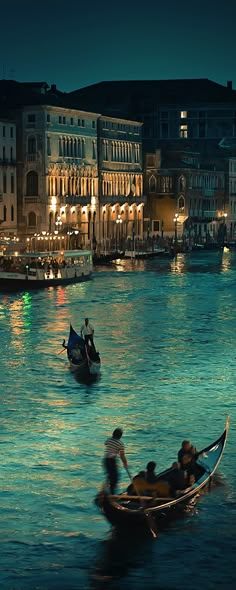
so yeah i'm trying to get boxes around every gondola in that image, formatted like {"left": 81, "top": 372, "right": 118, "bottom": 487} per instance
{"left": 63, "top": 324, "right": 101, "bottom": 378}
{"left": 98, "top": 417, "right": 229, "bottom": 533}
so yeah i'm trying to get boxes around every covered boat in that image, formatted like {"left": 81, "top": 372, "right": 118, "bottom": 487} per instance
{"left": 63, "top": 324, "right": 101, "bottom": 378}
{"left": 0, "top": 250, "right": 93, "bottom": 290}
{"left": 99, "top": 417, "right": 229, "bottom": 533}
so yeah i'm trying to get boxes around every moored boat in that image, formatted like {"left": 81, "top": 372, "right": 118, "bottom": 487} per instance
{"left": 63, "top": 324, "right": 101, "bottom": 378}
{"left": 0, "top": 249, "right": 93, "bottom": 290}
{"left": 98, "top": 417, "right": 229, "bottom": 533}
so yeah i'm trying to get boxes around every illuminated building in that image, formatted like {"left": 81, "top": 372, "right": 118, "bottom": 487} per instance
{"left": 0, "top": 119, "right": 17, "bottom": 235}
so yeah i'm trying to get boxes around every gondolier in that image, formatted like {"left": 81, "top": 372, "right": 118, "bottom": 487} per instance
{"left": 81, "top": 318, "right": 95, "bottom": 348}
{"left": 104, "top": 428, "right": 128, "bottom": 494}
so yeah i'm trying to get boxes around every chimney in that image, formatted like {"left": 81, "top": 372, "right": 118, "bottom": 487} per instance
{"left": 51, "top": 84, "right": 57, "bottom": 92}
{"left": 227, "top": 81, "right": 232, "bottom": 90}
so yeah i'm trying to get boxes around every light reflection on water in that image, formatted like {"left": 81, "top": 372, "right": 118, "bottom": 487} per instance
{"left": 0, "top": 251, "right": 236, "bottom": 589}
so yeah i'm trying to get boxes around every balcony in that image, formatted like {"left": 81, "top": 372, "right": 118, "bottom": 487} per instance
{"left": 100, "top": 194, "right": 146, "bottom": 206}
{"left": 26, "top": 152, "right": 40, "bottom": 161}
{"left": 24, "top": 196, "right": 40, "bottom": 204}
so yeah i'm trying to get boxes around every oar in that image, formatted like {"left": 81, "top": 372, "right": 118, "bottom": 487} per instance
{"left": 57, "top": 339, "right": 67, "bottom": 355}
{"left": 126, "top": 467, "right": 157, "bottom": 538}
{"left": 57, "top": 348, "right": 66, "bottom": 355}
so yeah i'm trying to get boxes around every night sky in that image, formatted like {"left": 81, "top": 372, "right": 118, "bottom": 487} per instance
{"left": 1, "top": 0, "right": 236, "bottom": 92}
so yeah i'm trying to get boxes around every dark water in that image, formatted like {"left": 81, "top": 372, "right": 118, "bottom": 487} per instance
{"left": 0, "top": 251, "right": 236, "bottom": 590}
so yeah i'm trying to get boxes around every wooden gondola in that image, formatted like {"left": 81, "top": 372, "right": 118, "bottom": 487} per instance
{"left": 63, "top": 324, "right": 101, "bottom": 378}
{"left": 99, "top": 417, "right": 229, "bottom": 533}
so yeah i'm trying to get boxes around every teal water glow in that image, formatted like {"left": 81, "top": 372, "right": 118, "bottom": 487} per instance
{"left": 0, "top": 251, "right": 236, "bottom": 589}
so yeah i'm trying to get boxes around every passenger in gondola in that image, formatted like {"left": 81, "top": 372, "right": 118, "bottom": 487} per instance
{"left": 167, "top": 461, "right": 187, "bottom": 496}
{"left": 69, "top": 342, "right": 83, "bottom": 362}
{"left": 178, "top": 440, "right": 199, "bottom": 465}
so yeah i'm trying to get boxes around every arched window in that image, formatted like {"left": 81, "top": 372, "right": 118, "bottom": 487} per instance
{"left": 11, "top": 205, "right": 14, "bottom": 221}
{"left": 149, "top": 176, "right": 156, "bottom": 192}
{"left": 49, "top": 211, "right": 53, "bottom": 232}
{"left": 3, "top": 205, "right": 7, "bottom": 221}
{"left": 28, "top": 211, "right": 36, "bottom": 227}
{"left": 26, "top": 171, "right": 38, "bottom": 196}
{"left": 88, "top": 210, "right": 91, "bottom": 240}
{"left": 28, "top": 136, "right": 36, "bottom": 154}
{"left": 178, "top": 195, "right": 185, "bottom": 211}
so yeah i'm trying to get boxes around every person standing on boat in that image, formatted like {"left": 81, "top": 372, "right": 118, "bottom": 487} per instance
{"left": 81, "top": 318, "right": 95, "bottom": 348}
{"left": 104, "top": 428, "right": 128, "bottom": 495}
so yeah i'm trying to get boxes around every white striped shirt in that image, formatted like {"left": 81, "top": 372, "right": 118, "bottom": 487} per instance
{"left": 104, "top": 437, "right": 124, "bottom": 458}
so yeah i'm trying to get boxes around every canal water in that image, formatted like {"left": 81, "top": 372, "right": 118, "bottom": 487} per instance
{"left": 0, "top": 251, "right": 236, "bottom": 590}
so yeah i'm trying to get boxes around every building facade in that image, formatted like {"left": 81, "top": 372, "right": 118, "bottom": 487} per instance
{"left": 16, "top": 104, "right": 100, "bottom": 247}
{"left": 145, "top": 150, "right": 226, "bottom": 243}
{"left": 0, "top": 119, "right": 17, "bottom": 235}
{"left": 98, "top": 116, "right": 143, "bottom": 247}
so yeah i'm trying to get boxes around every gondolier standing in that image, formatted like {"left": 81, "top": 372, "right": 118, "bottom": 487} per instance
{"left": 104, "top": 428, "right": 128, "bottom": 494}
{"left": 81, "top": 318, "right": 95, "bottom": 348}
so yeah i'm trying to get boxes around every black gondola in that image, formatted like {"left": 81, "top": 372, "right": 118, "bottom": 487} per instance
{"left": 98, "top": 417, "right": 229, "bottom": 533}
{"left": 63, "top": 324, "right": 101, "bottom": 378}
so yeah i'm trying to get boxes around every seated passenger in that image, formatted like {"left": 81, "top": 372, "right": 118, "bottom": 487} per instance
{"left": 145, "top": 461, "right": 158, "bottom": 483}
{"left": 69, "top": 343, "right": 83, "bottom": 362}
{"left": 128, "top": 461, "right": 170, "bottom": 497}
{"left": 167, "top": 461, "right": 187, "bottom": 496}
{"left": 178, "top": 440, "right": 196, "bottom": 463}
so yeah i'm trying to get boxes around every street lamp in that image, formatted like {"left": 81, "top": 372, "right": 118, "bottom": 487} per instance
{"left": 116, "top": 214, "right": 123, "bottom": 251}
{"left": 223, "top": 212, "right": 228, "bottom": 245}
{"left": 173, "top": 213, "right": 179, "bottom": 252}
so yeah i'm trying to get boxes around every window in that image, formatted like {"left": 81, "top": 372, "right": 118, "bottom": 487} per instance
{"left": 92, "top": 121, "right": 96, "bottom": 128}
{"left": 26, "top": 171, "right": 38, "bottom": 196}
{"left": 161, "top": 111, "right": 168, "bottom": 119}
{"left": 78, "top": 118, "right": 81, "bottom": 126}
{"left": 11, "top": 205, "right": 14, "bottom": 221}
{"left": 63, "top": 116, "right": 66, "bottom": 124}
{"left": 199, "top": 111, "right": 206, "bottom": 118}
{"left": 47, "top": 114, "right": 50, "bottom": 123}
{"left": 10, "top": 147, "right": 13, "bottom": 161}
{"left": 178, "top": 196, "right": 185, "bottom": 211}
{"left": 92, "top": 140, "right": 96, "bottom": 160}
{"left": 28, "top": 211, "right": 36, "bottom": 227}
{"left": 28, "top": 114, "right": 35, "bottom": 123}
{"left": 70, "top": 117, "right": 74, "bottom": 125}
{"left": 82, "top": 119, "right": 85, "bottom": 127}
{"left": 152, "top": 220, "right": 160, "bottom": 232}
{"left": 180, "top": 125, "right": 188, "bottom": 138}
{"left": 11, "top": 174, "right": 15, "bottom": 193}
{"left": 2, "top": 126, "right": 5, "bottom": 137}
{"left": 3, "top": 146, "right": 6, "bottom": 160}
{"left": 161, "top": 123, "right": 169, "bottom": 138}
{"left": 3, "top": 205, "right": 7, "bottom": 221}
{"left": 47, "top": 136, "right": 51, "bottom": 155}
{"left": 3, "top": 173, "right": 7, "bottom": 193}
{"left": 59, "top": 116, "right": 62, "bottom": 124}
{"left": 199, "top": 122, "right": 206, "bottom": 138}
{"left": 28, "top": 136, "right": 36, "bottom": 154}
{"left": 10, "top": 127, "right": 14, "bottom": 138}
{"left": 180, "top": 111, "right": 187, "bottom": 118}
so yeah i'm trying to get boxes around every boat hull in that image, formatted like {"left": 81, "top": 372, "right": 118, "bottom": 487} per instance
{"left": 0, "top": 273, "right": 92, "bottom": 291}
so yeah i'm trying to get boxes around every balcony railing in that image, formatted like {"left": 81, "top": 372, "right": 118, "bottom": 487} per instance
{"left": 100, "top": 194, "right": 146, "bottom": 205}
{"left": 26, "top": 152, "right": 39, "bottom": 161}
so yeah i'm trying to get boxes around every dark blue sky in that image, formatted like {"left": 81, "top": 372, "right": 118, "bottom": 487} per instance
{"left": 1, "top": 0, "right": 236, "bottom": 92}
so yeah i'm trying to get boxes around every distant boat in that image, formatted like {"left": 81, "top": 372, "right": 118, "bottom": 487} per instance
{"left": 98, "top": 417, "right": 229, "bottom": 534}
{"left": 63, "top": 324, "right": 101, "bottom": 378}
{"left": 0, "top": 250, "right": 93, "bottom": 291}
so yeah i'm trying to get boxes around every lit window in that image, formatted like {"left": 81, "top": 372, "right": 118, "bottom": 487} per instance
{"left": 180, "top": 111, "right": 187, "bottom": 118}
{"left": 180, "top": 125, "right": 188, "bottom": 138}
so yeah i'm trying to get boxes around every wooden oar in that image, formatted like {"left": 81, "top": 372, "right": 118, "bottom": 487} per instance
{"left": 57, "top": 348, "right": 66, "bottom": 355}
{"left": 126, "top": 468, "right": 158, "bottom": 538}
